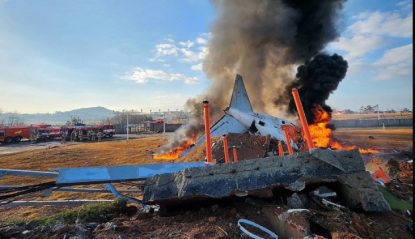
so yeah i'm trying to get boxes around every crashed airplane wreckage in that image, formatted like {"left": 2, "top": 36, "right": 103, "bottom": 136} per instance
{"left": 0, "top": 75, "right": 390, "bottom": 212}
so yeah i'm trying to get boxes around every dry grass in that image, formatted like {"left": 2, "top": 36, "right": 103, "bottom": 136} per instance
{"left": 0, "top": 136, "right": 165, "bottom": 171}
{"left": 0, "top": 127, "right": 412, "bottom": 222}
{"left": 333, "top": 127, "right": 413, "bottom": 151}
{"left": 332, "top": 112, "right": 412, "bottom": 120}
{"left": 0, "top": 136, "right": 170, "bottom": 221}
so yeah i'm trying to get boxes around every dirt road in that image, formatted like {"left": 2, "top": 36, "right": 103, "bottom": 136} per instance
{"left": 0, "top": 133, "right": 167, "bottom": 155}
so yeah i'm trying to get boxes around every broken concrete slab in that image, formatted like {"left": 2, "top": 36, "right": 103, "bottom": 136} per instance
{"left": 337, "top": 171, "right": 391, "bottom": 212}
{"left": 287, "top": 193, "right": 304, "bottom": 209}
{"left": 143, "top": 149, "right": 390, "bottom": 212}
{"left": 144, "top": 150, "right": 345, "bottom": 204}
{"left": 285, "top": 179, "right": 306, "bottom": 192}
{"left": 310, "top": 149, "right": 365, "bottom": 172}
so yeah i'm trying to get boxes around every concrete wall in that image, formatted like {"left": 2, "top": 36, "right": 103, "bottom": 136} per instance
{"left": 115, "top": 123, "right": 182, "bottom": 133}
{"left": 332, "top": 118, "right": 413, "bottom": 128}
{"left": 150, "top": 123, "right": 182, "bottom": 133}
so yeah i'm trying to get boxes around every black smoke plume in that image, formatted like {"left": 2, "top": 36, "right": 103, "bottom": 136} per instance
{"left": 201, "top": 0, "right": 347, "bottom": 119}
{"left": 286, "top": 53, "right": 348, "bottom": 123}
{"left": 158, "top": 0, "right": 347, "bottom": 153}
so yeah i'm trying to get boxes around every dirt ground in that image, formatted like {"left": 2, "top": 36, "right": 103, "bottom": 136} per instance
{"left": 0, "top": 127, "right": 413, "bottom": 238}
{"left": 333, "top": 127, "right": 413, "bottom": 151}
{"left": 332, "top": 112, "right": 412, "bottom": 120}
{"left": 0, "top": 135, "right": 172, "bottom": 172}
{"left": 0, "top": 133, "right": 157, "bottom": 156}
{"left": 0, "top": 135, "right": 172, "bottom": 221}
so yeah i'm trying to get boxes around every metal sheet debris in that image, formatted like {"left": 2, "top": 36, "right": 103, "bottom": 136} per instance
{"left": 56, "top": 162, "right": 206, "bottom": 185}
{"left": 0, "top": 169, "right": 58, "bottom": 178}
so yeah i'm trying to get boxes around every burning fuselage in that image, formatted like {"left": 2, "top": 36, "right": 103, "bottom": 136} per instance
{"left": 153, "top": 75, "right": 300, "bottom": 160}
{"left": 154, "top": 73, "right": 379, "bottom": 161}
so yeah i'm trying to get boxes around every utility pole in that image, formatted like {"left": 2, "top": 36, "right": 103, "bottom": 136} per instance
{"left": 376, "top": 105, "right": 380, "bottom": 127}
{"left": 126, "top": 113, "right": 129, "bottom": 141}
{"left": 163, "top": 113, "right": 166, "bottom": 134}
{"left": 377, "top": 105, "right": 380, "bottom": 121}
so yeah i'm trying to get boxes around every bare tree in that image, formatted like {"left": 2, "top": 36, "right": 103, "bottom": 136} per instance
{"left": 109, "top": 111, "right": 152, "bottom": 133}
{"left": 66, "top": 116, "right": 84, "bottom": 126}
{"left": 7, "top": 115, "right": 25, "bottom": 126}
{"left": 0, "top": 108, "right": 4, "bottom": 126}
{"left": 343, "top": 109, "right": 355, "bottom": 114}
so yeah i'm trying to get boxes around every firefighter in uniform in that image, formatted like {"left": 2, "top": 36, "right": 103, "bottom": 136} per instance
{"left": 71, "top": 130, "right": 76, "bottom": 142}
{"left": 87, "top": 130, "right": 92, "bottom": 141}
{"left": 92, "top": 130, "right": 97, "bottom": 141}
{"left": 97, "top": 130, "right": 103, "bottom": 141}
{"left": 61, "top": 129, "right": 67, "bottom": 144}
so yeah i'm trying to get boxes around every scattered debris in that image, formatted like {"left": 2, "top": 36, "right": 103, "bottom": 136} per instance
{"left": 285, "top": 180, "right": 306, "bottom": 192}
{"left": 321, "top": 199, "right": 345, "bottom": 211}
{"left": 0, "top": 127, "right": 412, "bottom": 238}
{"left": 237, "top": 219, "right": 278, "bottom": 239}
{"left": 312, "top": 186, "right": 337, "bottom": 198}
{"left": 336, "top": 171, "right": 391, "bottom": 212}
{"left": 286, "top": 209, "right": 309, "bottom": 213}
{"left": 263, "top": 206, "right": 311, "bottom": 239}
{"left": 331, "top": 231, "right": 362, "bottom": 239}
{"left": 287, "top": 193, "right": 305, "bottom": 209}
{"left": 212, "top": 133, "right": 271, "bottom": 163}
{"left": 372, "top": 167, "right": 391, "bottom": 184}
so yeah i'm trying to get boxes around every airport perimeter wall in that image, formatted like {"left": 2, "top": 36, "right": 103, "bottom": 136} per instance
{"left": 332, "top": 118, "right": 413, "bottom": 128}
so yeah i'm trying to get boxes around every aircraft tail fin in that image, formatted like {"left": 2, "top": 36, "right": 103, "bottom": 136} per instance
{"left": 229, "top": 74, "right": 253, "bottom": 112}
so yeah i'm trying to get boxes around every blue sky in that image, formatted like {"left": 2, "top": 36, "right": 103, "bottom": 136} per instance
{"left": 0, "top": 0, "right": 412, "bottom": 113}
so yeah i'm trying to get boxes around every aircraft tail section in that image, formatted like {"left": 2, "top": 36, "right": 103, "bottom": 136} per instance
{"left": 229, "top": 74, "right": 253, "bottom": 113}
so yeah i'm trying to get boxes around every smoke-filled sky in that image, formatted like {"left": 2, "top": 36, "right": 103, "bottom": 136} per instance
{"left": 0, "top": 0, "right": 412, "bottom": 114}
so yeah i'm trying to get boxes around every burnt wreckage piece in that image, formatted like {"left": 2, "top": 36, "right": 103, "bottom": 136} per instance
{"left": 143, "top": 149, "right": 390, "bottom": 212}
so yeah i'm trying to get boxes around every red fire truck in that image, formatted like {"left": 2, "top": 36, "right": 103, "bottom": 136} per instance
{"left": 1, "top": 124, "right": 115, "bottom": 144}
{"left": 0, "top": 126, "right": 31, "bottom": 144}
{"left": 48, "top": 127, "right": 62, "bottom": 139}
{"left": 30, "top": 124, "right": 63, "bottom": 142}
{"left": 61, "top": 124, "right": 115, "bottom": 141}
{"left": 97, "top": 124, "right": 115, "bottom": 137}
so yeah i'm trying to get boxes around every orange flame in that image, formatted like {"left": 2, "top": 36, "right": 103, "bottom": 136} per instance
{"left": 153, "top": 137, "right": 196, "bottom": 160}
{"left": 308, "top": 105, "right": 379, "bottom": 154}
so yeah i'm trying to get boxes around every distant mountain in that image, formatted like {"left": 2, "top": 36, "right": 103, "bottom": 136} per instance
{"left": 0, "top": 107, "right": 116, "bottom": 125}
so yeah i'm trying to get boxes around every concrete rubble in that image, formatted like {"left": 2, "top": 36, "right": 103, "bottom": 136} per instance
{"left": 143, "top": 149, "right": 391, "bottom": 212}
{"left": 287, "top": 193, "right": 305, "bottom": 209}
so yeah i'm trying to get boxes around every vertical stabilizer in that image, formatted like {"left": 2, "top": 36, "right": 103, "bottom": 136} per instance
{"left": 229, "top": 74, "right": 253, "bottom": 112}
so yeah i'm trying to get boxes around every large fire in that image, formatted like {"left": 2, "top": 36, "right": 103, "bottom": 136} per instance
{"left": 153, "top": 137, "right": 196, "bottom": 160}
{"left": 308, "top": 105, "right": 379, "bottom": 154}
